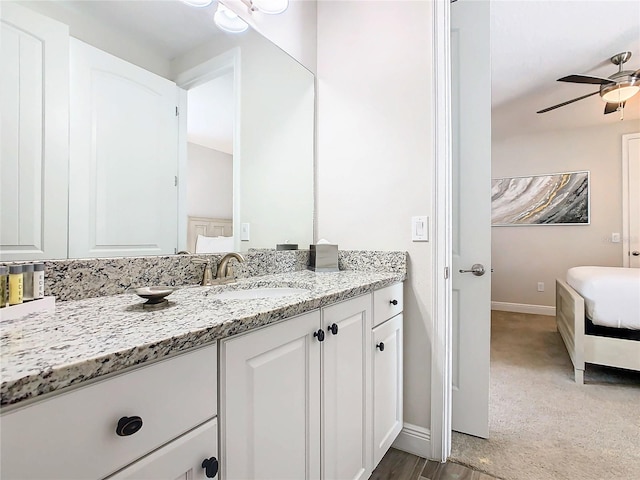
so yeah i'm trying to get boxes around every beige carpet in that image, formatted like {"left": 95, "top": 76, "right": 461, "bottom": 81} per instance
{"left": 451, "top": 311, "right": 640, "bottom": 480}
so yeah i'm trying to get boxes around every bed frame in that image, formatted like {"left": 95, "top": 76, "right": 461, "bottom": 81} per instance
{"left": 555, "top": 279, "right": 640, "bottom": 384}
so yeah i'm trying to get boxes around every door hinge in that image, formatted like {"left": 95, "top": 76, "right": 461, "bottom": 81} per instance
{"left": 174, "top": 176, "right": 178, "bottom": 186}
{"left": 444, "top": 267, "right": 450, "bottom": 279}
{"left": 175, "top": 106, "right": 179, "bottom": 116}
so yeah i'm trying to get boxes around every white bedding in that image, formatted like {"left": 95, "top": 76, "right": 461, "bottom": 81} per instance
{"left": 566, "top": 266, "right": 640, "bottom": 330}
{"left": 195, "top": 234, "right": 234, "bottom": 254}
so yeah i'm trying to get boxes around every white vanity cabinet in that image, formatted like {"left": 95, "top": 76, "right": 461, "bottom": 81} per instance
{"left": 321, "top": 294, "right": 372, "bottom": 480}
{"left": 372, "top": 283, "right": 404, "bottom": 468}
{"left": 0, "top": 345, "right": 219, "bottom": 480}
{"left": 220, "top": 294, "right": 373, "bottom": 480}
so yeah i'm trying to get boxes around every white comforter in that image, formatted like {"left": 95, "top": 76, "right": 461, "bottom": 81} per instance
{"left": 566, "top": 266, "right": 640, "bottom": 330}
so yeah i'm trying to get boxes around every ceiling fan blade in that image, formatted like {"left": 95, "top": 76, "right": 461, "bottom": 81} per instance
{"left": 557, "top": 74, "right": 615, "bottom": 85}
{"left": 536, "top": 91, "right": 600, "bottom": 114}
{"left": 604, "top": 101, "right": 625, "bottom": 114}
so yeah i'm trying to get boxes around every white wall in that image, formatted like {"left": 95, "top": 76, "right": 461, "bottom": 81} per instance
{"left": 492, "top": 120, "right": 640, "bottom": 307}
{"left": 317, "top": 0, "right": 434, "bottom": 440}
{"left": 187, "top": 142, "right": 233, "bottom": 219}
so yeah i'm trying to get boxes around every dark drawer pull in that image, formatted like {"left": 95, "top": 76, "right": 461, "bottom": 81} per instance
{"left": 116, "top": 416, "right": 143, "bottom": 436}
{"left": 376, "top": 342, "right": 385, "bottom": 352}
{"left": 328, "top": 323, "right": 339, "bottom": 335}
{"left": 313, "top": 329, "right": 325, "bottom": 342}
{"left": 202, "top": 457, "right": 219, "bottom": 478}
{"left": 389, "top": 299, "right": 398, "bottom": 306}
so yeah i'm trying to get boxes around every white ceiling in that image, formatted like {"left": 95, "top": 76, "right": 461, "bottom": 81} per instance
{"left": 187, "top": 73, "right": 235, "bottom": 154}
{"left": 56, "top": 0, "right": 224, "bottom": 60}
{"left": 490, "top": 0, "right": 640, "bottom": 139}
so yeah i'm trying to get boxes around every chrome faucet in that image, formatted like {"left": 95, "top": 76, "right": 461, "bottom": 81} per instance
{"left": 216, "top": 252, "right": 245, "bottom": 280}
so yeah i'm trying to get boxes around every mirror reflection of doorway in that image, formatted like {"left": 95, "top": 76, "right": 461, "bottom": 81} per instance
{"left": 185, "top": 72, "right": 235, "bottom": 253}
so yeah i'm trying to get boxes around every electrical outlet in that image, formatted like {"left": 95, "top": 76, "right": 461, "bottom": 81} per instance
{"left": 537, "top": 282, "right": 545, "bottom": 292}
{"left": 612, "top": 233, "right": 621, "bottom": 243}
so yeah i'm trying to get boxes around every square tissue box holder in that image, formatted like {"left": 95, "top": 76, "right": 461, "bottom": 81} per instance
{"left": 308, "top": 241, "right": 339, "bottom": 272}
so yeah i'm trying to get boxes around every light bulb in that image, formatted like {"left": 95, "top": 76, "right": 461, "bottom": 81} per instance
{"left": 214, "top": 4, "right": 249, "bottom": 33}
{"left": 252, "top": 0, "right": 289, "bottom": 15}
{"left": 181, "top": 0, "right": 213, "bottom": 6}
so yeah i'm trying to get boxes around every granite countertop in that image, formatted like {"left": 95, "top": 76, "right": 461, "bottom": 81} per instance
{"left": 0, "top": 270, "right": 404, "bottom": 408}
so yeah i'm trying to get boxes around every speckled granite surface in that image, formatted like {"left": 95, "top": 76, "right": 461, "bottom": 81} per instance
{"left": 39, "top": 249, "right": 405, "bottom": 302}
{"left": 1, "top": 269, "right": 405, "bottom": 407}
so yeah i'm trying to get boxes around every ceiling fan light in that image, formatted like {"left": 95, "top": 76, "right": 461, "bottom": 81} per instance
{"left": 251, "top": 0, "right": 289, "bottom": 15}
{"left": 214, "top": 4, "right": 249, "bottom": 33}
{"left": 601, "top": 81, "right": 640, "bottom": 103}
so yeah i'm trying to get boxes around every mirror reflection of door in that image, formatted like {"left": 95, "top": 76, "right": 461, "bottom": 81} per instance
{"left": 186, "top": 73, "right": 235, "bottom": 254}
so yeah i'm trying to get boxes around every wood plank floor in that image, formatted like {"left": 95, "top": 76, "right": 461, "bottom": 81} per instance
{"left": 370, "top": 448, "right": 502, "bottom": 480}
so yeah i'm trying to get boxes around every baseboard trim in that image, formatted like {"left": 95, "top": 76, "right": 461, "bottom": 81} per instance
{"left": 392, "top": 423, "right": 431, "bottom": 458}
{"left": 492, "top": 301, "right": 555, "bottom": 316}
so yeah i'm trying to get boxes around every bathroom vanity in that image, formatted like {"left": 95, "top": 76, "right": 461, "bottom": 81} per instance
{"left": 0, "top": 270, "right": 404, "bottom": 480}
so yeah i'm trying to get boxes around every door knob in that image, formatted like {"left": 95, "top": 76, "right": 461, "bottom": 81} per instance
{"left": 459, "top": 264, "right": 486, "bottom": 276}
{"left": 632, "top": 251, "right": 640, "bottom": 256}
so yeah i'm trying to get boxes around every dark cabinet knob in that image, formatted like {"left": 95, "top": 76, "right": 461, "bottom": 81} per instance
{"left": 389, "top": 299, "right": 398, "bottom": 306}
{"left": 314, "top": 329, "right": 325, "bottom": 342}
{"left": 116, "top": 416, "right": 143, "bottom": 436}
{"left": 202, "top": 457, "right": 219, "bottom": 478}
{"left": 376, "top": 342, "right": 385, "bottom": 352}
{"left": 328, "top": 323, "right": 339, "bottom": 335}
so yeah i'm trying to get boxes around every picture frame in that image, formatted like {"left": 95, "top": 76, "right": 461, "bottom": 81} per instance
{"left": 491, "top": 171, "right": 590, "bottom": 226}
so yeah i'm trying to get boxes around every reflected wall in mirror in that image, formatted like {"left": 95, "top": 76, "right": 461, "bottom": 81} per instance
{"left": 0, "top": 0, "right": 314, "bottom": 261}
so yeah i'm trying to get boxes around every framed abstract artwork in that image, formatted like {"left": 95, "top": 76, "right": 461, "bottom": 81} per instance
{"left": 491, "top": 171, "right": 590, "bottom": 226}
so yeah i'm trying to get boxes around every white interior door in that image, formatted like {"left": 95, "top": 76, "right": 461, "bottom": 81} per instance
{"left": 451, "top": 0, "right": 492, "bottom": 439}
{"left": 68, "top": 38, "right": 178, "bottom": 258}
{"left": 622, "top": 133, "right": 640, "bottom": 268}
{"left": 0, "top": 3, "right": 69, "bottom": 261}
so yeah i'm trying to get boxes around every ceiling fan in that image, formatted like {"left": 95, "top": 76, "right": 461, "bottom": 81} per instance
{"left": 537, "top": 51, "right": 640, "bottom": 115}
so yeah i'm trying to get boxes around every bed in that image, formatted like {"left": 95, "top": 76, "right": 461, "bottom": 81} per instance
{"left": 187, "top": 216, "right": 233, "bottom": 253}
{"left": 555, "top": 266, "right": 640, "bottom": 384}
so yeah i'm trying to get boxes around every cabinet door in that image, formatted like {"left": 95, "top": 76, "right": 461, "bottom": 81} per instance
{"left": 0, "top": 3, "right": 69, "bottom": 261}
{"left": 106, "top": 418, "right": 218, "bottom": 480}
{"left": 220, "top": 311, "right": 321, "bottom": 480}
{"left": 322, "top": 294, "right": 372, "bottom": 480}
{"left": 372, "top": 314, "right": 403, "bottom": 468}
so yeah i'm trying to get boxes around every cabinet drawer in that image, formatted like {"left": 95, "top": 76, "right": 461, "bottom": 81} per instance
{"left": 106, "top": 418, "right": 218, "bottom": 480}
{"left": 373, "top": 283, "right": 403, "bottom": 327}
{"left": 1, "top": 344, "right": 217, "bottom": 480}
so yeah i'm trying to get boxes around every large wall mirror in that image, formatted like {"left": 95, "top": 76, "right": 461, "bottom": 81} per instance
{"left": 0, "top": 0, "right": 314, "bottom": 261}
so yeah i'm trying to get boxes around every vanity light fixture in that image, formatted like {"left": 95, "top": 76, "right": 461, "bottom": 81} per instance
{"left": 214, "top": 3, "right": 249, "bottom": 33}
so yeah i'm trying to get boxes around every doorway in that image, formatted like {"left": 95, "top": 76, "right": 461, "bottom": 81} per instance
{"left": 175, "top": 49, "right": 242, "bottom": 253}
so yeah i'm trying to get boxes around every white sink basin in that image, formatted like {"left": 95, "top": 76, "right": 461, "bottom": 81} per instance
{"left": 210, "top": 287, "right": 309, "bottom": 300}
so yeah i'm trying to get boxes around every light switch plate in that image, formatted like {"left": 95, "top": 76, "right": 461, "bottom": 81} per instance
{"left": 241, "top": 223, "right": 250, "bottom": 241}
{"left": 611, "top": 232, "right": 621, "bottom": 243}
{"left": 412, "top": 216, "right": 429, "bottom": 242}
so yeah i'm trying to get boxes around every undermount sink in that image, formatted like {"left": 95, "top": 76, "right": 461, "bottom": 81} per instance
{"left": 210, "top": 287, "right": 310, "bottom": 300}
